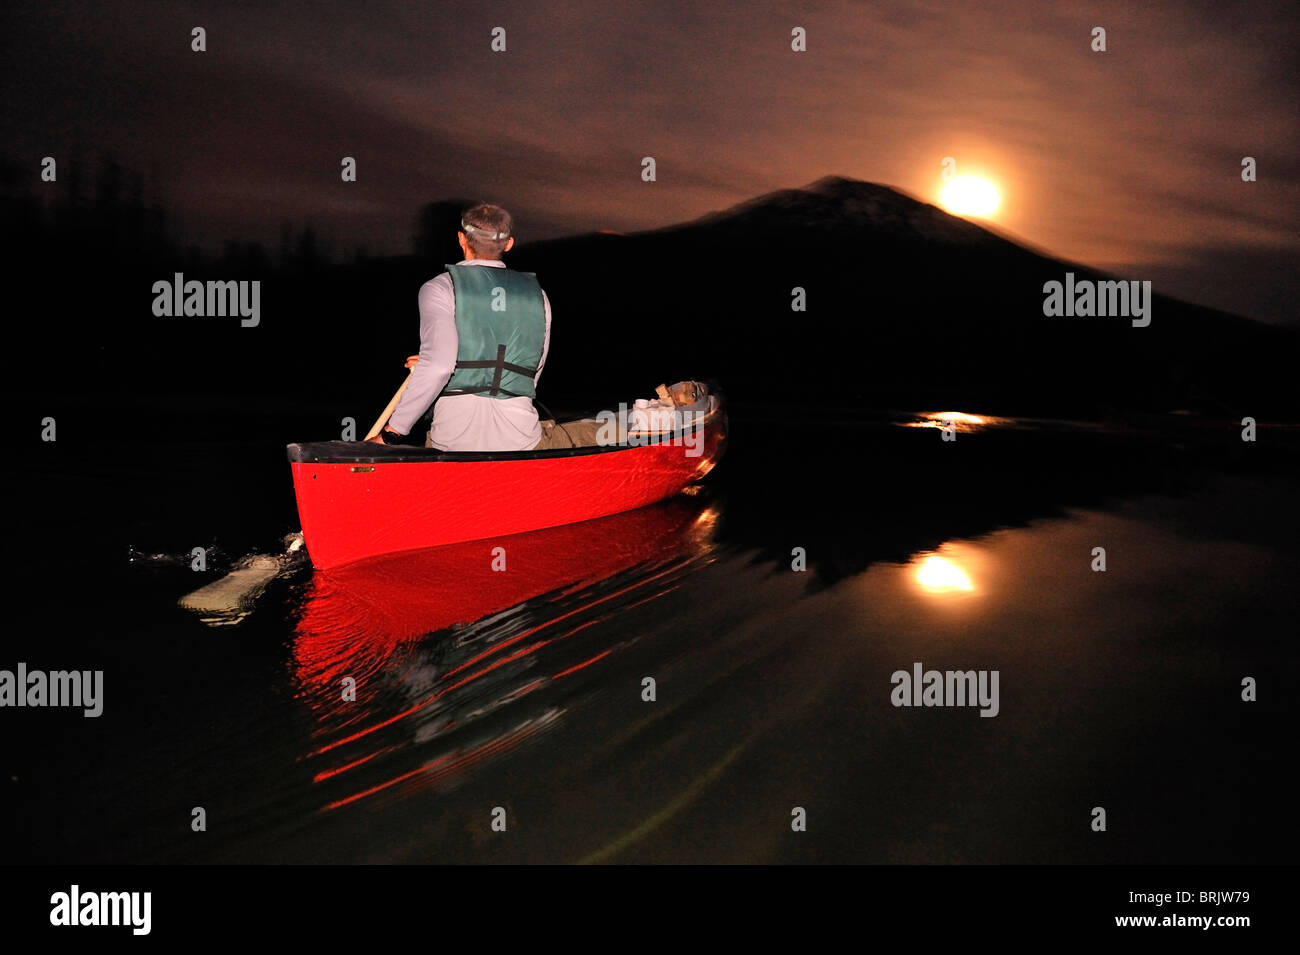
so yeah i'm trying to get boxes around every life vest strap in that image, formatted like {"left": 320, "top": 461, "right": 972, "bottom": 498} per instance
{"left": 442, "top": 385, "right": 528, "bottom": 398}
{"left": 445, "top": 344, "right": 537, "bottom": 397}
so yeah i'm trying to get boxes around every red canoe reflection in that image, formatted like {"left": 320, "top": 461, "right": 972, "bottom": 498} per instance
{"left": 291, "top": 493, "right": 719, "bottom": 810}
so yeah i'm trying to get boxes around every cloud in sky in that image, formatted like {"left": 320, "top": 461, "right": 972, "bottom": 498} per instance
{"left": 4, "top": 0, "right": 1296, "bottom": 322}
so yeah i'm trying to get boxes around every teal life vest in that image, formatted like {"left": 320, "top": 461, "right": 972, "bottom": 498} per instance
{"left": 442, "top": 264, "right": 547, "bottom": 399}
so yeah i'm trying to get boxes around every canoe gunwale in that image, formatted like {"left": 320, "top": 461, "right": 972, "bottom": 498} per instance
{"left": 287, "top": 393, "right": 724, "bottom": 466}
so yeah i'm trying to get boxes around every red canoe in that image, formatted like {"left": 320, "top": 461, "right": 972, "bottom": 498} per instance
{"left": 286, "top": 383, "right": 727, "bottom": 569}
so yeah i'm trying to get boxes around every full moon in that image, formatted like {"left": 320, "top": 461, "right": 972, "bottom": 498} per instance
{"left": 915, "top": 554, "right": 974, "bottom": 592}
{"left": 940, "top": 176, "right": 1000, "bottom": 217}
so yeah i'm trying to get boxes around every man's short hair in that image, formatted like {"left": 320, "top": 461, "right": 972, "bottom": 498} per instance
{"left": 461, "top": 203, "right": 513, "bottom": 258}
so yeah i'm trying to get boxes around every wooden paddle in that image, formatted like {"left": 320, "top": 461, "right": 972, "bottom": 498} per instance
{"left": 364, "top": 370, "right": 413, "bottom": 440}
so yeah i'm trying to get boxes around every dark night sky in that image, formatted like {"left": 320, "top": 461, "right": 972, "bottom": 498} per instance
{"left": 4, "top": 0, "right": 1297, "bottom": 323}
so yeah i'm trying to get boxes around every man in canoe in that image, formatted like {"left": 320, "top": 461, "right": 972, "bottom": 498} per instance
{"left": 368, "top": 202, "right": 593, "bottom": 451}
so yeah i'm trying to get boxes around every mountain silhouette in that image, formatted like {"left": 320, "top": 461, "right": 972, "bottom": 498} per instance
{"left": 8, "top": 169, "right": 1296, "bottom": 426}
{"left": 503, "top": 175, "right": 1297, "bottom": 417}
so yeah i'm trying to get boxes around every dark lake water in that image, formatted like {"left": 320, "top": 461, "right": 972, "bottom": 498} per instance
{"left": 6, "top": 405, "right": 1296, "bottom": 863}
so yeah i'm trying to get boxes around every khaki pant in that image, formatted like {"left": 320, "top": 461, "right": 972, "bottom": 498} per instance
{"left": 421, "top": 418, "right": 603, "bottom": 450}
{"left": 533, "top": 418, "right": 604, "bottom": 450}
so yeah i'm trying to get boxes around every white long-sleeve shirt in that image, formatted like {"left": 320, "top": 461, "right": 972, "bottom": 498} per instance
{"left": 387, "top": 259, "right": 552, "bottom": 450}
